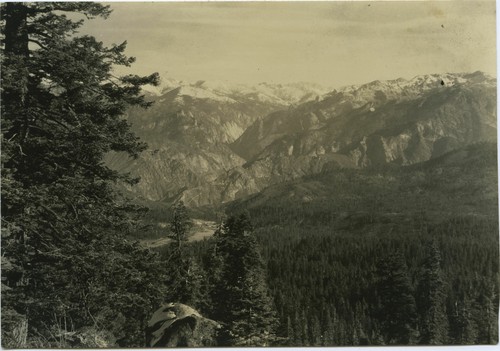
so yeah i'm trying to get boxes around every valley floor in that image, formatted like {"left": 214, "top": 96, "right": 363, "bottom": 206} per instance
{"left": 141, "top": 219, "right": 217, "bottom": 248}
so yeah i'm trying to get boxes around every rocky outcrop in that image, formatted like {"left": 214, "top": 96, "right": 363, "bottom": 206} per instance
{"left": 146, "top": 303, "right": 220, "bottom": 347}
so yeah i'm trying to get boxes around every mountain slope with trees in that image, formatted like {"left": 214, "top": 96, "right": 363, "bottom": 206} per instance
{"left": 228, "top": 142, "right": 498, "bottom": 224}
{"left": 217, "top": 142, "right": 498, "bottom": 346}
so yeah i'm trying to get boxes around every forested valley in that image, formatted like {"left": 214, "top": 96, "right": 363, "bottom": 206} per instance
{"left": 177, "top": 142, "right": 499, "bottom": 346}
{"left": 1, "top": 2, "right": 498, "bottom": 348}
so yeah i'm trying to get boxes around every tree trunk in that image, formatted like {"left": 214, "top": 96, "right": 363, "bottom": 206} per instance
{"left": 4, "top": 3, "right": 30, "bottom": 57}
{"left": 3, "top": 2, "right": 30, "bottom": 144}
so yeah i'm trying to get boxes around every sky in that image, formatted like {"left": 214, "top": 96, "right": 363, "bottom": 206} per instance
{"left": 79, "top": 1, "right": 497, "bottom": 88}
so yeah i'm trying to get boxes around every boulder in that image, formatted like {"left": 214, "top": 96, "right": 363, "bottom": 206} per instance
{"left": 146, "top": 303, "right": 220, "bottom": 347}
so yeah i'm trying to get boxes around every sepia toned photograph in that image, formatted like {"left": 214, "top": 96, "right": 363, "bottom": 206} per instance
{"left": 1, "top": 0, "right": 498, "bottom": 348}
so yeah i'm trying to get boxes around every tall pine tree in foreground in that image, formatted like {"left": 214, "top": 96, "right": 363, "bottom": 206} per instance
{"left": 208, "top": 214, "right": 278, "bottom": 346}
{"left": 1, "top": 2, "right": 163, "bottom": 347}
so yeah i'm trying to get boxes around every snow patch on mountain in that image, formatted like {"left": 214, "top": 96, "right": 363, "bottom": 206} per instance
{"left": 172, "top": 85, "right": 237, "bottom": 103}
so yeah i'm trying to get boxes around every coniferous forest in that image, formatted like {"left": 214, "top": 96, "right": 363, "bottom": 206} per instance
{"left": 1, "top": 2, "right": 498, "bottom": 348}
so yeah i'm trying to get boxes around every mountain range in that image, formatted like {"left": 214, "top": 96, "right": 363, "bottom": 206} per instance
{"left": 107, "top": 71, "right": 496, "bottom": 207}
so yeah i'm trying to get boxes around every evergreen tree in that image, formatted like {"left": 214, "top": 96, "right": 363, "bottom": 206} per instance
{"left": 286, "top": 315, "right": 294, "bottom": 345}
{"left": 168, "top": 201, "right": 193, "bottom": 252}
{"left": 292, "top": 309, "right": 303, "bottom": 346}
{"left": 164, "top": 201, "right": 201, "bottom": 305}
{"left": 300, "top": 309, "right": 310, "bottom": 345}
{"left": 448, "top": 294, "right": 479, "bottom": 344}
{"left": 208, "top": 213, "right": 278, "bottom": 346}
{"left": 321, "top": 308, "right": 335, "bottom": 346}
{"left": 1, "top": 2, "right": 163, "bottom": 347}
{"left": 416, "top": 241, "right": 448, "bottom": 344}
{"left": 308, "top": 314, "right": 322, "bottom": 345}
{"left": 475, "top": 279, "right": 498, "bottom": 344}
{"left": 374, "top": 251, "right": 417, "bottom": 345}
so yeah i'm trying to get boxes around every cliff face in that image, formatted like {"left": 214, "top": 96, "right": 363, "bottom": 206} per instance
{"left": 105, "top": 82, "right": 293, "bottom": 201}
{"left": 108, "top": 72, "right": 496, "bottom": 207}
{"left": 343, "top": 83, "right": 496, "bottom": 166}
{"left": 106, "top": 143, "right": 244, "bottom": 203}
{"left": 106, "top": 79, "right": 328, "bottom": 203}
{"left": 233, "top": 72, "right": 496, "bottom": 165}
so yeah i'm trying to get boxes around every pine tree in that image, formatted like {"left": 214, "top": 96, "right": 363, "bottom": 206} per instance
{"left": 475, "top": 279, "right": 498, "bottom": 344}
{"left": 164, "top": 201, "right": 200, "bottom": 305}
{"left": 308, "top": 314, "right": 322, "bottom": 345}
{"left": 416, "top": 241, "right": 448, "bottom": 344}
{"left": 1, "top": 2, "right": 163, "bottom": 347}
{"left": 292, "top": 309, "right": 303, "bottom": 346}
{"left": 321, "top": 308, "right": 335, "bottom": 346}
{"left": 286, "top": 315, "right": 294, "bottom": 345}
{"left": 374, "top": 251, "right": 417, "bottom": 345}
{"left": 168, "top": 201, "right": 193, "bottom": 252}
{"left": 448, "top": 294, "right": 479, "bottom": 344}
{"left": 300, "top": 309, "right": 310, "bottom": 345}
{"left": 208, "top": 213, "right": 278, "bottom": 346}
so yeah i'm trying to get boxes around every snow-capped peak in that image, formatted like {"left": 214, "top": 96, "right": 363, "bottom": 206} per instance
{"left": 142, "top": 76, "right": 333, "bottom": 106}
{"left": 329, "top": 71, "right": 495, "bottom": 104}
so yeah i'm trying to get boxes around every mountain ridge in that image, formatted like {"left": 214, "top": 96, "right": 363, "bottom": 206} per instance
{"left": 142, "top": 77, "right": 332, "bottom": 106}
{"left": 109, "top": 71, "right": 496, "bottom": 207}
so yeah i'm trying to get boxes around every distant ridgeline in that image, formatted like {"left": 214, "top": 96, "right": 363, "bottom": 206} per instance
{"left": 109, "top": 71, "right": 496, "bottom": 207}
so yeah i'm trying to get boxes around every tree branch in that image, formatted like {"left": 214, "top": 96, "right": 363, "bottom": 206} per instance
{"left": 28, "top": 38, "right": 48, "bottom": 50}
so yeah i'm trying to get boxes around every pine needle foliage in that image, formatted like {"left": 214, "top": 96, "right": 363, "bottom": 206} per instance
{"left": 208, "top": 214, "right": 278, "bottom": 346}
{"left": 1, "top": 2, "right": 164, "bottom": 347}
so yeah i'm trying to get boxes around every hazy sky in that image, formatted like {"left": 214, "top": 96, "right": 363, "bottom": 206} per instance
{"left": 80, "top": 1, "right": 496, "bottom": 88}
